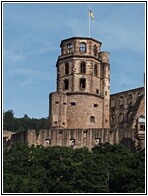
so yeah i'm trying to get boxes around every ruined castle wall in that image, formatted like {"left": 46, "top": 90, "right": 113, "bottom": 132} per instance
{"left": 4, "top": 128, "right": 137, "bottom": 152}
{"left": 110, "top": 87, "right": 145, "bottom": 129}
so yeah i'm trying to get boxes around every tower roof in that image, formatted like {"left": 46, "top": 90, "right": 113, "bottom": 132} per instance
{"left": 60, "top": 37, "right": 102, "bottom": 47}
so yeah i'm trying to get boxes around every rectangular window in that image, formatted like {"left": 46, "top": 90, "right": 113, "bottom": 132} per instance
{"left": 70, "top": 102, "right": 76, "bottom": 106}
{"left": 140, "top": 125, "right": 145, "bottom": 131}
{"left": 80, "top": 78, "right": 86, "bottom": 89}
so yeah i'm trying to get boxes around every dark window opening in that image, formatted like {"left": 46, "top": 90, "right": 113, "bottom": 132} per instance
{"left": 80, "top": 78, "right": 86, "bottom": 89}
{"left": 70, "top": 102, "right": 76, "bottom": 106}
{"left": 64, "top": 79, "right": 69, "bottom": 90}
{"left": 94, "top": 64, "right": 98, "bottom": 76}
{"left": 65, "top": 63, "right": 69, "bottom": 74}
{"left": 90, "top": 116, "right": 95, "bottom": 122}
{"left": 63, "top": 122, "right": 65, "bottom": 125}
{"left": 94, "top": 45, "right": 98, "bottom": 57}
{"left": 105, "top": 119, "right": 108, "bottom": 123}
{"left": 54, "top": 121, "right": 57, "bottom": 124}
{"left": 96, "top": 89, "right": 99, "bottom": 94}
{"left": 55, "top": 102, "right": 59, "bottom": 104}
{"left": 140, "top": 125, "right": 145, "bottom": 131}
{"left": 79, "top": 43, "right": 86, "bottom": 53}
{"left": 59, "top": 131, "right": 62, "bottom": 134}
{"left": 80, "top": 62, "right": 86, "bottom": 73}
{"left": 105, "top": 91, "right": 107, "bottom": 96}
{"left": 63, "top": 102, "right": 66, "bottom": 105}
{"left": 94, "top": 104, "right": 98, "bottom": 107}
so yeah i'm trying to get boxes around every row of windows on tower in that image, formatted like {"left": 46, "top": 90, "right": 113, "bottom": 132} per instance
{"left": 64, "top": 78, "right": 86, "bottom": 90}
{"left": 63, "top": 78, "right": 99, "bottom": 94}
{"left": 63, "top": 42, "right": 99, "bottom": 57}
{"left": 64, "top": 62, "right": 98, "bottom": 76}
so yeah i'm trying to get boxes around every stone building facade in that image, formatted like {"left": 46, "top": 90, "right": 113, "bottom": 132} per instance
{"left": 110, "top": 87, "right": 145, "bottom": 129}
{"left": 3, "top": 36, "right": 145, "bottom": 152}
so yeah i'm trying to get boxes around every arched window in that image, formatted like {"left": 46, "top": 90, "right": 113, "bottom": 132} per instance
{"left": 127, "top": 111, "right": 132, "bottom": 122}
{"left": 65, "top": 63, "right": 69, "bottom": 75}
{"left": 80, "top": 78, "right": 86, "bottom": 89}
{"left": 79, "top": 43, "right": 86, "bottom": 53}
{"left": 94, "top": 64, "right": 98, "bottom": 76}
{"left": 111, "top": 114, "right": 116, "bottom": 124}
{"left": 64, "top": 79, "right": 69, "bottom": 90}
{"left": 80, "top": 62, "right": 86, "bottom": 73}
{"left": 119, "top": 96, "right": 124, "bottom": 106}
{"left": 136, "top": 92, "right": 141, "bottom": 99}
{"left": 94, "top": 45, "right": 98, "bottom": 57}
{"left": 90, "top": 116, "right": 95, "bottom": 122}
{"left": 127, "top": 94, "right": 133, "bottom": 105}
{"left": 67, "top": 43, "right": 72, "bottom": 53}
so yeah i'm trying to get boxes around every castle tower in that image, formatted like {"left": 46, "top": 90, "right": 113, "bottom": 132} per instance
{"left": 49, "top": 37, "right": 110, "bottom": 129}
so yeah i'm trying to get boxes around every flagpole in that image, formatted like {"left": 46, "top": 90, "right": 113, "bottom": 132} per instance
{"left": 89, "top": 6, "right": 90, "bottom": 37}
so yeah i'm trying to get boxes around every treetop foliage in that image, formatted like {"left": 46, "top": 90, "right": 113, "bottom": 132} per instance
{"left": 3, "top": 142, "right": 145, "bottom": 193}
{"left": 3, "top": 110, "right": 49, "bottom": 132}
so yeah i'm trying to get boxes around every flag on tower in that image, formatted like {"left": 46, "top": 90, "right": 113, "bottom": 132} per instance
{"left": 89, "top": 9, "right": 94, "bottom": 22}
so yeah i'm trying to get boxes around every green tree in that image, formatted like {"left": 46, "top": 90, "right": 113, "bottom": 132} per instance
{"left": 3, "top": 110, "right": 15, "bottom": 131}
{"left": 3, "top": 142, "right": 145, "bottom": 193}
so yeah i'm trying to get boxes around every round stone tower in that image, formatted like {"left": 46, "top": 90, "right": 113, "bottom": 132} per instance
{"left": 49, "top": 37, "right": 110, "bottom": 129}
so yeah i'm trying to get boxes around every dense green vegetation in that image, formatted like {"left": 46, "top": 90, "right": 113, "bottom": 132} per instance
{"left": 3, "top": 142, "right": 145, "bottom": 193}
{"left": 3, "top": 110, "right": 49, "bottom": 132}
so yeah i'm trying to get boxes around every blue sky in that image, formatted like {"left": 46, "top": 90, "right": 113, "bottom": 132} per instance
{"left": 3, "top": 2, "right": 145, "bottom": 118}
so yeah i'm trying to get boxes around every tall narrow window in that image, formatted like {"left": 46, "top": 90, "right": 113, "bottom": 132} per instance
{"left": 94, "top": 64, "right": 98, "bottom": 76}
{"left": 80, "top": 78, "right": 86, "bottom": 89}
{"left": 94, "top": 45, "right": 98, "bottom": 57}
{"left": 64, "top": 79, "right": 69, "bottom": 90}
{"left": 96, "top": 89, "right": 99, "bottom": 94}
{"left": 80, "top": 62, "right": 86, "bottom": 73}
{"left": 111, "top": 114, "right": 116, "bottom": 124}
{"left": 67, "top": 43, "right": 72, "bottom": 53}
{"left": 65, "top": 63, "right": 69, "bottom": 74}
{"left": 79, "top": 43, "right": 86, "bottom": 53}
{"left": 119, "top": 113, "right": 124, "bottom": 123}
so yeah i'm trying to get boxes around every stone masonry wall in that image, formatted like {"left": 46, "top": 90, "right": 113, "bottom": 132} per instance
{"left": 5, "top": 128, "right": 137, "bottom": 152}
{"left": 110, "top": 87, "right": 145, "bottom": 129}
